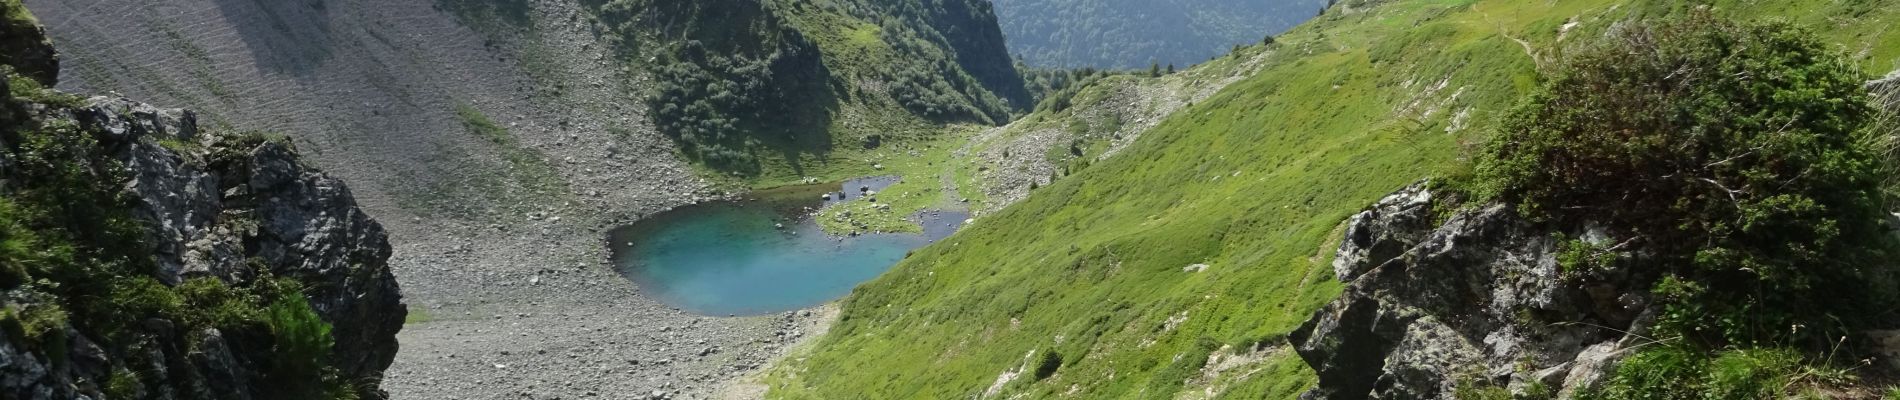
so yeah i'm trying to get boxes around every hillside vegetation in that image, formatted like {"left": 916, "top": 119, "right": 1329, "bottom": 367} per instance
{"left": 574, "top": 0, "right": 1030, "bottom": 178}
{"left": 765, "top": 0, "right": 1900, "bottom": 398}
{"left": 991, "top": 0, "right": 1328, "bottom": 69}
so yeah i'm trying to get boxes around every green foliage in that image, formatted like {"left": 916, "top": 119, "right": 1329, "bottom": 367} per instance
{"left": 813, "top": 0, "right": 1030, "bottom": 108}
{"left": 404, "top": 307, "right": 434, "bottom": 325}
{"left": 0, "top": 0, "right": 33, "bottom": 23}
{"left": 1016, "top": 64, "right": 1084, "bottom": 112}
{"left": 453, "top": 103, "right": 511, "bottom": 146}
{"left": 581, "top": 0, "right": 1029, "bottom": 176}
{"left": 586, "top": 0, "right": 833, "bottom": 173}
{"left": 1453, "top": 380, "right": 1514, "bottom": 400}
{"left": 0, "top": 0, "right": 57, "bottom": 86}
{"left": 103, "top": 369, "right": 141, "bottom": 399}
{"left": 5, "top": 68, "right": 83, "bottom": 108}
{"left": 1032, "top": 350, "right": 1062, "bottom": 380}
{"left": 1584, "top": 346, "right": 1709, "bottom": 400}
{"left": 261, "top": 285, "right": 349, "bottom": 400}
{"left": 156, "top": 137, "right": 203, "bottom": 154}
{"left": 768, "top": 1, "right": 1900, "bottom": 398}
{"left": 176, "top": 277, "right": 265, "bottom": 329}
{"left": 1475, "top": 14, "right": 1896, "bottom": 346}
{"left": 1, "top": 304, "right": 70, "bottom": 365}
{"left": 1580, "top": 346, "right": 1810, "bottom": 400}
{"left": 1555, "top": 235, "right": 1619, "bottom": 276}
{"left": 445, "top": 103, "right": 566, "bottom": 205}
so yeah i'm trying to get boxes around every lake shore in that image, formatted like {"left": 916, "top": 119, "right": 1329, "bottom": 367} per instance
{"left": 385, "top": 176, "right": 935, "bottom": 399}
{"left": 607, "top": 177, "right": 967, "bottom": 317}
{"left": 382, "top": 211, "right": 838, "bottom": 399}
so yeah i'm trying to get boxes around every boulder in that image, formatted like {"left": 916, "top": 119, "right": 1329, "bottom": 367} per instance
{"left": 1872, "top": 71, "right": 1899, "bottom": 117}
{"left": 1330, "top": 182, "right": 1435, "bottom": 282}
{"left": 1290, "top": 181, "right": 1652, "bottom": 399}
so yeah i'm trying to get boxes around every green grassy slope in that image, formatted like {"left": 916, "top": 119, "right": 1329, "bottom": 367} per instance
{"left": 765, "top": 0, "right": 1900, "bottom": 398}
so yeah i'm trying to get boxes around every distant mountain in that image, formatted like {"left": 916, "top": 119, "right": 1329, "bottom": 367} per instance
{"left": 993, "top": 0, "right": 1327, "bottom": 69}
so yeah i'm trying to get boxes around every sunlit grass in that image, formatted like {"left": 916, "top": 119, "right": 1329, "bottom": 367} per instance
{"left": 762, "top": 0, "right": 1900, "bottom": 398}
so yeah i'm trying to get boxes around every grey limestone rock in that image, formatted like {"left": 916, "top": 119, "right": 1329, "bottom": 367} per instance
{"left": 1291, "top": 181, "right": 1653, "bottom": 400}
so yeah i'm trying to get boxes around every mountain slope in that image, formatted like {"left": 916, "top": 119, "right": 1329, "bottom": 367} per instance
{"left": 765, "top": 1, "right": 1900, "bottom": 398}
{"left": 578, "top": 0, "right": 1031, "bottom": 177}
{"left": 993, "top": 0, "right": 1328, "bottom": 69}
{"left": 18, "top": 0, "right": 1050, "bottom": 398}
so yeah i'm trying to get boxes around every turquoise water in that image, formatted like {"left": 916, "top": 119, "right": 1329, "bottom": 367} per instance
{"left": 610, "top": 178, "right": 966, "bottom": 316}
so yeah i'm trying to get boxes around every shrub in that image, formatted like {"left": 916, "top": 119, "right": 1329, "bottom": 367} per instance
{"left": 176, "top": 277, "right": 264, "bottom": 329}
{"left": 103, "top": 369, "right": 141, "bottom": 399}
{"left": 261, "top": 286, "right": 346, "bottom": 399}
{"left": 1475, "top": 14, "right": 1895, "bottom": 346}
{"left": 1582, "top": 346, "right": 1707, "bottom": 400}
{"left": 1033, "top": 350, "right": 1062, "bottom": 380}
{"left": 1581, "top": 346, "right": 1805, "bottom": 400}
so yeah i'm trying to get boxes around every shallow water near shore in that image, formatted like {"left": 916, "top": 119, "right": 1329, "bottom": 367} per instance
{"left": 610, "top": 177, "right": 967, "bottom": 316}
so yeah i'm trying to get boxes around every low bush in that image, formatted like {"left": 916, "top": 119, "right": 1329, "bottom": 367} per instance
{"left": 1581, "top": 346, "right": 1815, "bottom": 400}
{"left": 1476, "top": 13, "right": 1897, "bottom": 347}
{"left": 260, "top": 284, "right": 348, "bottom": 399}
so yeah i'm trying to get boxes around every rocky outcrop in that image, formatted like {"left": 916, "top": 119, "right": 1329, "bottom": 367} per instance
{"left": 1290, "top": 182, "right": 1654, "bottom": 399}
{"left": 0, "top": 2, "right": 57, "bottom": 86}
{"left": 83, "top": 96, "right": 405, "bottom": 387}
{"left": 1873, "top": 70, "right": 1899, "bottom": 115}
{"left": 0, "top": 94, "right": 403, "bottom": 398}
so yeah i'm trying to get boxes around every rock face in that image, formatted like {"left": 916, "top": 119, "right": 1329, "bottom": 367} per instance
{"left": 0, "top": 96, "right": 404, "bottom": 398}
{"left": 1873, "top": 71, "right": 1899, "bottom": 115}
{"left": 1290, "top": 182, "right": 1652, "bottom": 399}
{"left": 88, "top": 96, "right": 406, "bottom": 387}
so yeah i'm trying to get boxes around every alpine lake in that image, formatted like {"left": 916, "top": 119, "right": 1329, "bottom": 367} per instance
{"left": 609, "top": 177, "right": 968, "bottom": 316}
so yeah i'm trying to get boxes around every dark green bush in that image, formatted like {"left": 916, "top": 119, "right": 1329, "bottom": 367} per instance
{"left": 1580, "top": 346, "right": 1806, "bottom": 400}
{"left": 1476, "top": 14, "right": 1895, "bottom": 346}
{"left": 1582, "top": 346, "right": 1708, "bottom": 400}
{"left": 1033, "top": 350, "right": 1062, "bottom": 380}
{"left": 261, "top": 284, "right": 350, "bottom": 400}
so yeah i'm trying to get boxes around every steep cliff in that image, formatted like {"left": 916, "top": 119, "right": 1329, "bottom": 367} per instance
{"left": 0, "top": 4, "right": 404, "bottom": 398}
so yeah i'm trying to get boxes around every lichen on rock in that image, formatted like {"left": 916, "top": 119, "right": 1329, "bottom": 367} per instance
{"left": 1290, "top": 181, "right": 1653, "bottom": 399}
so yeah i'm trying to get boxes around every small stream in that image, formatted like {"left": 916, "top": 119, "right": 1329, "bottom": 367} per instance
{"left": 608, "top": 177, "right": 968, "bottom": 316}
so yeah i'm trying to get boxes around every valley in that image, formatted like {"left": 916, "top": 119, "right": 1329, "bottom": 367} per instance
{"left": 3, "top": 0, "right": 1900, "bottom": 399}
